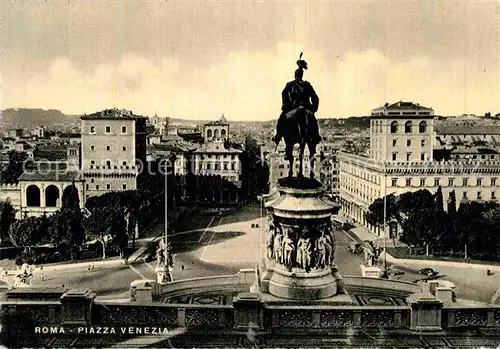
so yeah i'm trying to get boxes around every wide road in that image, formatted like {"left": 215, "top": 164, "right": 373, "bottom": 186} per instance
{"left": 10, "top": 205, "right": 497, "bottom": 303}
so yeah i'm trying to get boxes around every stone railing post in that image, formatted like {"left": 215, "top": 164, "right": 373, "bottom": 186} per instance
{"left": 232, "top": 292, "right": 263, "bottom": 331}
{"left": 60, "top": 289, "right": 96, "bottom": 326}
{"left": 407, "top": 293, "right": 443, "bottom": 332}
{"left": 129, "top": 280, "right": 156, "bottom": 303}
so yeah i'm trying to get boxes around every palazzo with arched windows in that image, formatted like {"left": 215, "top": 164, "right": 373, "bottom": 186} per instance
{"left": 17, "top": 170, "right": 85, "bottom": 218}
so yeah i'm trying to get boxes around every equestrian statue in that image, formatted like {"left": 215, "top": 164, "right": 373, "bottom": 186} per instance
{"left": 272, "top": 52, "right": 322, "bottom": 178}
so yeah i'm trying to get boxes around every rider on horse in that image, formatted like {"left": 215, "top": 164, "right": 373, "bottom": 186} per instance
{"left": 272, "top": 53, "right": 322, "bottom": 159}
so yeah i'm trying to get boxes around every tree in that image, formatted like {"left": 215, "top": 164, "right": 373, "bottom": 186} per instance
{"left": 447, "top": 190, "right": 457, "bottom": 216}
{"left": 400, "top": 207, "right": 435, "bottom": 247}
{"left": 110, "top": 210, "right": 128, "bottom": 258}
{"left": 396, "top": 189, "right": 434, "bottom": 226}
{"left": 432, "top": 186, "right": 447, "bottom": 249}
{"left": 481, "top": 204, "right": 500, "bottom": 260}
{"left": 455, "top": 201, "right": 489, "bottom": 258}
{"left": 8, "top": 216, "right": 45, "bottom": 249}
{"left": 0, "top": 199, "right": 16, "bottom": 244}
{"left": 441, "top": 190, "right": 459, "bottom": 252}
{"left": 59, "top": 185, "right": 85, "bottom": 259}
{"left": 83, "top": 207, "right": 114, "bottom": 259}
{"left": 365, "top": 194, "right": 398, "bottom": 228}
{"left": 0, "top": 151, "right": 29, "bottom": 184}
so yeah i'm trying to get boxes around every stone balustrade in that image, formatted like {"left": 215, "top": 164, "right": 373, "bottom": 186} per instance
{"left": 3, "top": 282, "right": 500, "bottom": 337}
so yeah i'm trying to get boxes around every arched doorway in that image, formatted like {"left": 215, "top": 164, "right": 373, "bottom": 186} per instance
{"left": 26, "top": 185, "right": 41, "bottom": 207}
{"left": 45, "top": 185, "right": 60, "bottom": 207}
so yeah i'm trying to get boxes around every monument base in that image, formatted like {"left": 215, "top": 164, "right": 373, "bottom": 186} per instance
{"left": 155, "top": 266, "right": 172, "bottom": 284}
{"left": 257, "top": 260, "right": 352, "bottom": 302}
{"left": 360, "top": 265, "right": 382, "bottom": 278}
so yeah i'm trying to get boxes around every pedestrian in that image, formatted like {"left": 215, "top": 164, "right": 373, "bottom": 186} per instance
{"left": 41, "top": 273, "right": 45, "bottom": 281}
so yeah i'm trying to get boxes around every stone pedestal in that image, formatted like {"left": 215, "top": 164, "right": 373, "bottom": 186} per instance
{"left": 60, "top": 289, "right": 96, "bottom": 326}
{"left": 407, "top": 293, "right": 443, "bottom": 332}
{"left": 360, "top": 265, "right": 382, "bottom": 278}
{"left": 233, "top": 292, "right": 263, "bottom": 331}
{"left": 156, "top": 265, "right": 172, "bottom": 284}
{"left": 130, "top": 279, "right": 157, "bottom": 303}
{"left": 258, "top": 177, "right": 348, "bottom": 302}
{"left": 435, "top": 287, "right": 453, "bottom": 304}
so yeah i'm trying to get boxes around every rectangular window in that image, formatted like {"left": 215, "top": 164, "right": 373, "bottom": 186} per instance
{"left": 231, "top": 163, "right": 235, "bottom": 170}
{"left": 123, "top": 146, "right": 127, "bottom": 151}
{"left": 90, "top": 145, "right": 95, "bottom": 151}
{"left": 463, "top": 178, "right": 468, "bottom": 186}
{"left": 90, "top": 126, "right": 95, "bottom": 134}
{"left": 90, "top": 160, "right": 95, "bottom": 165}
{"left": 407, "top": 139, "right": 411, "bottom": 146}
{"left": 421, "top": 139, "right": 426, "bottom": 147}
{"left": 477, "top": 191, "right": 482, "bottom": 200}
{"left": 491, "top": 192, "right": 496, "bottom": 199}
{"left": 463, "top": 191, "right": 467, "bottom": 198}
{"left": 86, "top": 184, "right": 89, "bottom": 190}
{"left": 420, "top": 178, "right": 426, "bottom": 186}
{"left": 122, "top": 161, "right": 127, "bottom": 166}
{"left": 421, "top": 153, "right": 426, "bottom": 161}
{"left": 207, "top": 163, "right": 211, "bottom": 170}
{"left": 106, "top": 160, "right": 111, "bottom": 168}
{"left": 122, "top": 184, "right": 127, "bottom": 190}
{"left": 106, "top": 184, "right": 111, "bottom": 190}
{"left": 406, "top": 153, "right": 411, "bottom": 161}
{"left": 448, "top": 178, "right": 454, "bottom": 186}
{"left": 122, "top": 126, "right": 127, "bottom": 133}
{"left": 392, "top": 153, "right": 397, "bottom": 161}
{"left": 106, "top": 145, "right": 111, "bottom": 151}
{"left": 391, "top": 179, "right": 397, "bottom": 187}
{"left": 392, "top": 139, "right": 397, "bottom": 146}
{"left": 492, "top": 178, "right": 497, "bottom": 186}
{"left": 105, "top": 126, "right": 111, "bottom": 133}
{"left": 477, "top": 178, "right": 483, "bottom": 186}
{"left": 434, "top": 178, "right": 440, "bottom": 187}
{"left": 406, "top": 178, "right": 411, "bottom": 187}
{"left": 96, "top": 185, "right": 100, "bottom": 190}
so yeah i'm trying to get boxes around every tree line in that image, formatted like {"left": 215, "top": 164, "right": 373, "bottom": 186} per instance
{"left": 365, "top": 187, "right": 500, "bottom": 261}
{"left": 0, "top": 186, "right": 165, "bottom": 264}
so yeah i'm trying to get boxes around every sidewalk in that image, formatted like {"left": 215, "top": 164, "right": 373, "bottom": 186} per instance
{"left": 0, "top": 257, "right": 125, "bottom": 274}
{"left": 346, "top": 223, "right": 407, "bottom": 248}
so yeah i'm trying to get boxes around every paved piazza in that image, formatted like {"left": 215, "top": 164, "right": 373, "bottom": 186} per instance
{"left": 3, "top": 205, "right": 498, "bottom": 304}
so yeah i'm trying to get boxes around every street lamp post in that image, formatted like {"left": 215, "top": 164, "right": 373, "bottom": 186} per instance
{"left": 380, "top": 161, "right": 389, "bottom": 279}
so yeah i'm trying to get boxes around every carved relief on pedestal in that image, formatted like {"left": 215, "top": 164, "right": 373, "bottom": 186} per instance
{"left": 264, "top": 215, "right": 336, "bottom": 272}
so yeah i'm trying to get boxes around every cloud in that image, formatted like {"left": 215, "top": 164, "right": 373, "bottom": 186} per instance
{"left": 2, "top": 41, "right": 499, "bottom": 119}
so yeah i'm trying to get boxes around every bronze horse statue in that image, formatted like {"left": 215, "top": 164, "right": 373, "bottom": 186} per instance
{"left": 281, "top": 107, "right": 319, "bottom": 179}
{"left": 274, "top": 53, "right": 321, "bottom": 179}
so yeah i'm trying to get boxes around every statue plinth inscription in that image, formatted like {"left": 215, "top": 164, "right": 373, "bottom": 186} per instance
{"left": 259, "top": 177, "right": 350, "bottom": 301}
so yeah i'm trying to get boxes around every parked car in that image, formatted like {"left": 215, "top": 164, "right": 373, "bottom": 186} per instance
{"left": 388, "top": 266, "right": 405, "bottom": 276}
{"left": 348, "top": 242, "right": 362, "bottom": 254}
{"left": 419, "top": 268, "right": 439, "bottom": 277}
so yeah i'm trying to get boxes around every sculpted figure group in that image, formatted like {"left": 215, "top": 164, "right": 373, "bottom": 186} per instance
{"left": 266, "top": 217, "right": 336, "bottom": 271}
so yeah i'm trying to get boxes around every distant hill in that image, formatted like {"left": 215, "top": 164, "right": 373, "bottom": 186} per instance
{"left": 0, "top": 108, "right": 79, "bottom": 128}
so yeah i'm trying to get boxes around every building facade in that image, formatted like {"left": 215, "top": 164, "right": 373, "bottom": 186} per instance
{"left": 80, "top": 109, "right": 147, "bottom": 201}
{"left": 339, "top": 101, "right": 500, "bottom": 237}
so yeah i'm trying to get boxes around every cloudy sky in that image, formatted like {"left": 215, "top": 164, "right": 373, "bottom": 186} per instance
{"left": 1, "top": 1, "right": 499, "bottom": 120}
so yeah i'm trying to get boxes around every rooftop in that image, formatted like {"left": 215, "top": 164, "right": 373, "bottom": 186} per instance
{"left": 436, "top": 124, "right": 500, "bottom": 135}
{"left": 18, "top": 169, "right": 82, "bottom": 182}
{"left": 371, "top": 101, "right": 434, "bottom": 118}
{"left": 373, "top": 101, "right": 433, "bottom": 111}
{"left": 80, "top": 108, "right": 147, "bottom": 120}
